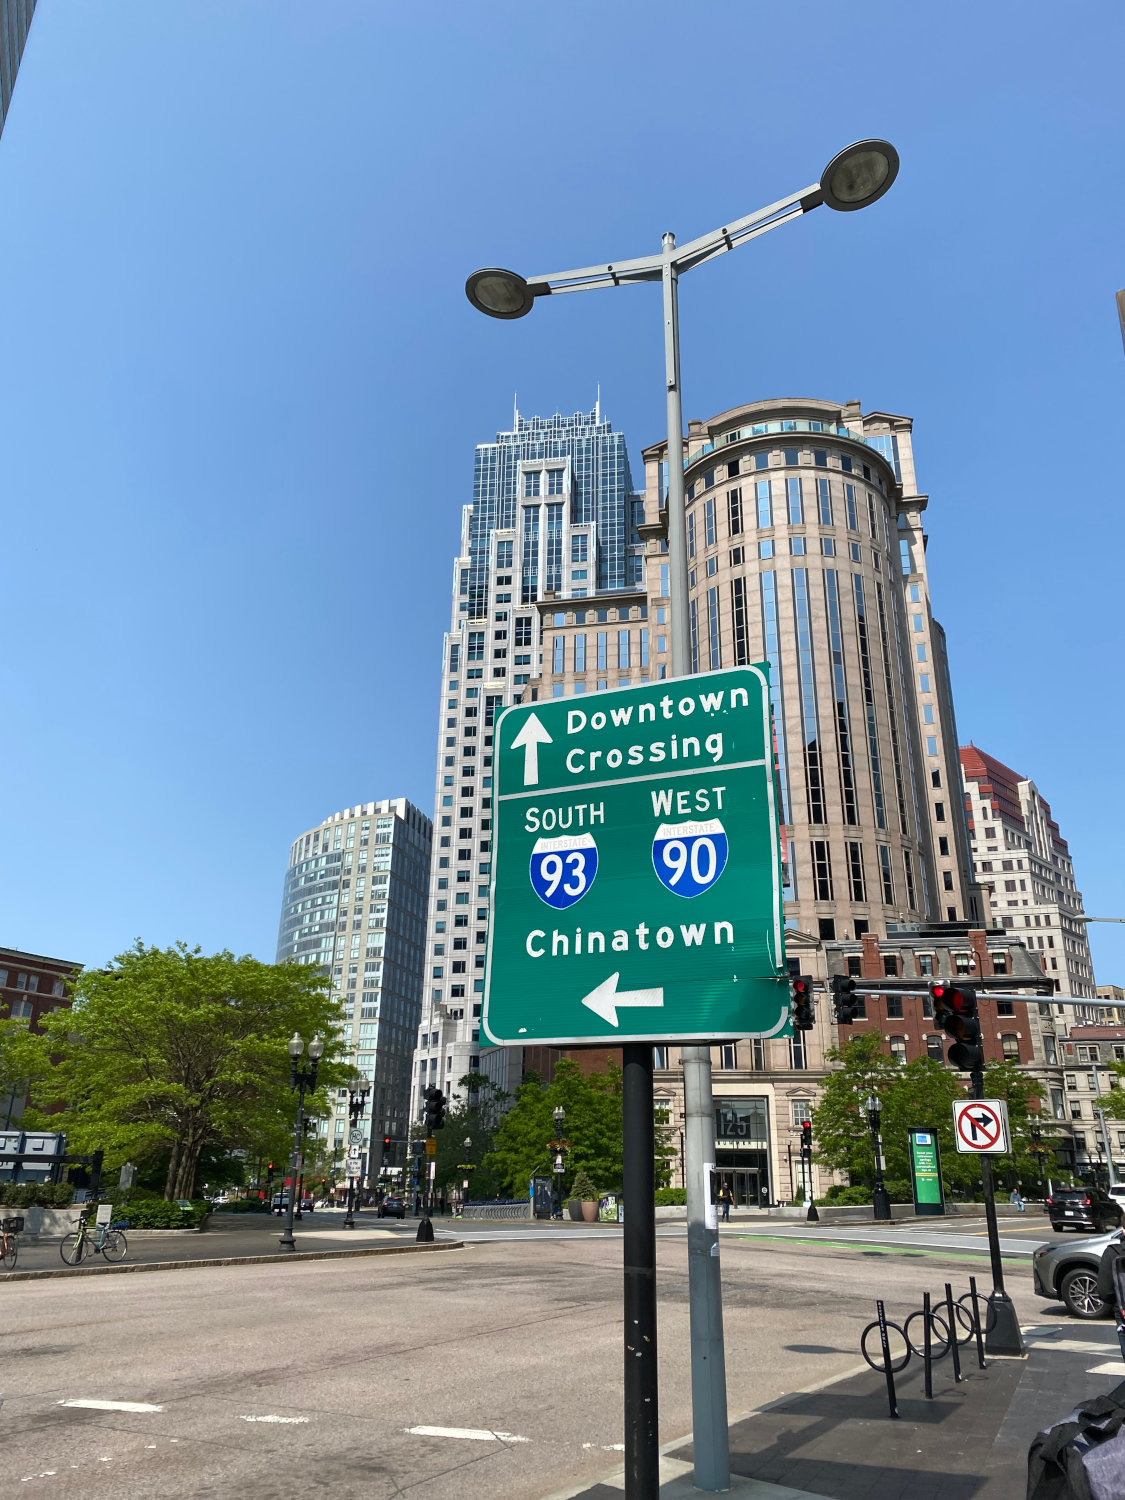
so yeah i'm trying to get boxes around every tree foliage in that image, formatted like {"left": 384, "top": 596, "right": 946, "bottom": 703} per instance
{"left": 0, "top": 1016, "right": 52, "bottom": 1116}
{"left": 812, "top": 1032, "right": 1052, "bottom": 1199}
{"left": 34, "top": 943, "right": 347, "bottom": 1200}
{"left": 483, "top": 1057, "right": 674, "bottom": 1198}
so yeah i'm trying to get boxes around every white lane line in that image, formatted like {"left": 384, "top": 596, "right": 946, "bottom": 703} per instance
{"left": 406, "top": 1425, "right": 530, "bottom": 1443}
{"left": 583, "top": 1442, "right": 625, "bottom": 1451}
{"left": 240, "top": 1415, "right": 310, "bottom": 1425}
{"left": 58, "top": 1399, "right": 164, "bottom": 1413}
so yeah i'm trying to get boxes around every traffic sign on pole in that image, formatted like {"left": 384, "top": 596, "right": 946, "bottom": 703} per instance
{"left": 953, "top": 1098, "right": 1010, "bottom": 1154}
{"left": 483, "top": 666, "right": 787, "bottom": 1046}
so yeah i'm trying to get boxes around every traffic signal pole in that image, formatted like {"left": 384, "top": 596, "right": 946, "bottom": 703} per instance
{"left": 971, "top": 1064, "right": 1025, "bottom": 1356}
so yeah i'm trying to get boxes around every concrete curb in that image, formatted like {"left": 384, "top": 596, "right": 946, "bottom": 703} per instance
{"left": 2, "top": 1239, "right": 463, "bottom": 1282}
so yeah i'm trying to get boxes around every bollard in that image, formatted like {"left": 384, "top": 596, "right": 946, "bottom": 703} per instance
{"left": 922, "top": 1291, "right": 933, "bottom": 1400}
{"left": 969, "top": 1276, "right": 987, "bottom": 1370}
{"left": 945, "top": 1282, "right": 964, "bottom": 1383}
{"left": 876, "top": 1300, "right": 900, "bottom": 1420}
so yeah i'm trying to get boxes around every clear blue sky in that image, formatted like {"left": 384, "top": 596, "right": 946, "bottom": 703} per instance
{"left": 3, "top": 2, "right": 1123, "bottom": 982}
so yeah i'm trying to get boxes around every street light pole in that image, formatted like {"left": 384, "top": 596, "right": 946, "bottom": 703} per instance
{"left": 279, "top": 1032, "right": 323, "bottom": 1253}
{"left": 465, "top": 140, "right": 899, "bottom": 1496}
{"left": 865, "top": 1095, "right": 892, "bottom": 1222}
{"left": 344, "top": 1072, "right": 370, "bottom": 1229}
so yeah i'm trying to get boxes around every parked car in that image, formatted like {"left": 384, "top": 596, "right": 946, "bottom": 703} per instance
{"left": 271, "top": 1194, "right": 290, "bottom": 1213}
{"left": 1108, "top": 1185, "right": 1125, "bottom": 1210}
{"left": 300, "top": 1197, "right": 314, "bottom": 1212}
{"left": 1047, "top": 1188, "right": 1122, "bottom": 1234}
{"left": 377, "top": 1195, "right": 406, "bottom": 1219}
{"left": 1033, "top": 1227, "right": 1122, "bottom": 1318}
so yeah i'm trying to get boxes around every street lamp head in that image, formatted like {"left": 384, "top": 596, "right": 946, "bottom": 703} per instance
{"left": 864, "top": 1093, "right": 881, "bottom": 1121}
{"left": 307, "top": 1035, "right": 325, "bottom": 1062}
{"left": 288, "top": 1032, "right": 304, "bottom": 1060}
{"left": 464, "top": 1136, "right": 472, "bottom": 1150}
{"left": 553, "top": 1106, "right": 566, "bottom": 1128}
{"left": 820, "top": 139, "right": 899, "bottom": 213}
{"left": 465, "top": 267, "right": 536, "bottom": 320}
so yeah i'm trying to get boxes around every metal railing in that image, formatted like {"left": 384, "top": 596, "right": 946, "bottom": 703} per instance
{"left": 461, "top": 1200, "right": 532, "bottom": 1220}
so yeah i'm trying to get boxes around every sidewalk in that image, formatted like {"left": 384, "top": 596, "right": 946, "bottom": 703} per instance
{"left": 565, "top": 1321, "right": 1125, "bottom": 1499}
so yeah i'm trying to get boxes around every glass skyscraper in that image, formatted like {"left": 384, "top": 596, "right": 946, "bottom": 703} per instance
{"left": 0, "top": 1, "right": 36, "bottom": 137}
{"left": 410, "top": 404, "right": 642, "bottom": 1123}
{"left": 276, "top": 797, "right": 431, "bottom": 1187}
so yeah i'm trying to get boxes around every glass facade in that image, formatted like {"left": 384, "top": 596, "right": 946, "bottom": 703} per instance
{"left": 0, "top": 0, "right": 35, "bottom": 136}
{"left": 276, "top": 800, "right": 431, "bottom": 1177}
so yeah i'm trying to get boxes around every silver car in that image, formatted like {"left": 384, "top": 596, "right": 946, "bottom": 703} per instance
{"left": 1033, "top": 1227, "right": 1122, "bottom": 1318}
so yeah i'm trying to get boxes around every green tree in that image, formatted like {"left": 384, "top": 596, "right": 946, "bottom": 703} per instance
{"left": 809, "top": 1032, "right": 898, "bottom": 1188}
{"left": 484, "top": 1057, "right": 674, "bottom": 1198}
{"left": 425, "top": 1073, "right": 508, "bottom": 1201}
{"left": 35, "top": 942, "right": 346, "bottom": 1200}
{"left": 0, "top": 1015, "right": 52, "bottom": 1125}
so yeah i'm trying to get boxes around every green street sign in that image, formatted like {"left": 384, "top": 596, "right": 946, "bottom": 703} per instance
{"left": 483, "top": 665, "right": 788, "bottom": 1046}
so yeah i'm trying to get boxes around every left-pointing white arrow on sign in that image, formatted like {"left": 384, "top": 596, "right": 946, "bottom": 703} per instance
{"left": 510, "top": 712, "right": 553, "bottom": 786}
{"left": 581, "top": 972, "right": 665, "bottom": 1028}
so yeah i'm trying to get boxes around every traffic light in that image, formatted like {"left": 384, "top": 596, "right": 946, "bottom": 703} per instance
{"left": 830, "top": 973, "right": 861, "bottom": 1025}
{"left": 930, "top": 983, "right": 984, "bottom": 1071}
{"left": 423, "top": 1085, "right": 447, "bottom": 1131}
{"left": 800, "top": 1120, "right": 813, "bottom": 1152}
{"left": 791, "top": 974, "right": 815, "bottom": 1031}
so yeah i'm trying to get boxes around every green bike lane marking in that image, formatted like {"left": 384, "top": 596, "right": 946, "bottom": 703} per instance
{"left": 731, "top": 1233, "right": 1027, "bottom": 1265}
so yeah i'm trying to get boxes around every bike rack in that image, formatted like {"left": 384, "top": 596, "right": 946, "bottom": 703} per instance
{"left": 860, "top": 1275, "right": 994, "bottom": 1418}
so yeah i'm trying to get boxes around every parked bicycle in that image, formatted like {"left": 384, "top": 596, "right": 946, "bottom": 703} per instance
{"left": 1, "top": 1215, "right": 23, "bottom": 1271}
{"left": 60, "top": 1211, "right": 128, "bottom": 1266}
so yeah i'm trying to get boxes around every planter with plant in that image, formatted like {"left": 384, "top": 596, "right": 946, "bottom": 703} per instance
{"left": 570, "top": 1168, "right": 599, "bottom": 1224}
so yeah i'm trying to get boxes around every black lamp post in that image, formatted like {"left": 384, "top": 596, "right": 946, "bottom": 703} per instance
{"left": 865, "top": 1094, "right": 892, "bottom": 1222}
{"left": 1029, "top": 1122, "right": 1050, "bottom": 1207}
{"left": 279, "top": 1031, "right": 323, "bottom": 1252}
{"left": 343, "top": 1071, "right": 371, "bottom": 1229}
{"left": 551, "top": 1105, "right": 566, "bottom": 1219}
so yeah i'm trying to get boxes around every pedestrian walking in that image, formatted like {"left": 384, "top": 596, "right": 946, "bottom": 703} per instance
{"left": 718, "top": 1182, "right": 733, "bottom": 1222}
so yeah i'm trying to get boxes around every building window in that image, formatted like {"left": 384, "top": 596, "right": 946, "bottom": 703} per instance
{"left": 889, "top": 1037, "right": 907, "bottom": 1065}
{"left": 878, "top": 846, "right": 895, "bottom": 904}
{"left": 789, "top": 1033, "right": 807, "bottom": 1070}
{"left": 817, "top": 477, "right": 832, "bottom": 524}
{"left": 731, "top": 577, "right": 748, "bottom": 666}
{"left": 883, "top": 955, "right": 899, "bottom": 978}
{"left": 846, "top": 842, "right": 866, "bottom": 903}
{"left": 787, "top": 476, "right": 803, "bottom": 524}
{"left": 653, "top": 1046, "right": 668, "bottom": 1069}
{"left": 705, "top": 497, "right": 716, "bottom": 547}
{"left": 524, "top": 470, "right": 540, "bottom": 497}
{"left": 719, "top": 1044, "right": 736, "bottom": 1069}
{"left": 886, "top": 996, "right": 904, "bottom": 1019}
{"left": 918, "top": 954, "right": 934, "bottom": 976}
{"left": 727, "top": 489, "right": 743, "bottom": 535}
{"left": 810, "top": 840, "right": 834, "bottom": 900}
{"left": 707, "top": 588, "right": 721, "bottom": 670}
{"left": 756, "top": 479, "right": 772, "bottom": 528}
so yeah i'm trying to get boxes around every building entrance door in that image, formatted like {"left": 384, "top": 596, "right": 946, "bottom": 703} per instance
{"left": 716, "top": 1167, "right": 761, "bottom": 1207}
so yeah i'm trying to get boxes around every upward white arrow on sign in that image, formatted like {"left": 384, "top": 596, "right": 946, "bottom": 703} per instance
{"left": 581, "top": 973, "right": 665, "bottom": 1028}
{"left": 510, "top": 713, "right": 553, "bottom": 786}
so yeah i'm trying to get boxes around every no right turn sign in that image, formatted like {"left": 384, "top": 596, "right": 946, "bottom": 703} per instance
{"left": 953, "top": 1098, "right": 1011, "bottom": 1154}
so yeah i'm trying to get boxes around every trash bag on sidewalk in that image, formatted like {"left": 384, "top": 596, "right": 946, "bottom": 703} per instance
{"left": 1027, "top": 1381, "right": 1125, "bottom": 1499}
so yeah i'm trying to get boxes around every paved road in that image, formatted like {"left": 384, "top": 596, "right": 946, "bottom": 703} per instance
{"left": 2, "top": 1225, "right": 1061, "bottom": 1499}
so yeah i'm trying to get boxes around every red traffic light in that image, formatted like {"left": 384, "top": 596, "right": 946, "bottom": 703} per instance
{"left": 792, "top": 977, "right": 811, "bottom": 998}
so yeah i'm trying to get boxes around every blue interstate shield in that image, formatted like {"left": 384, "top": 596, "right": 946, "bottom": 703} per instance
{"left": 651, "top": 819, "right": 729, "bottom": 898}
{"left": 530, "top": 832, "right": 599, "bottom": 910}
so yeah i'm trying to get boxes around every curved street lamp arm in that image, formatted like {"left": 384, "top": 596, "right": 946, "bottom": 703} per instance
{"left": 524, "top": 182, "right": 822, "bottom": 298}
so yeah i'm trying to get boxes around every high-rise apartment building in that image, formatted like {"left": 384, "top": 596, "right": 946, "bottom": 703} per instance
{"left": 276, "top": 798, "right": 430, "bottom": 1176}
{"left": 410, "top": 406, "right": 643, "bottom": 1121}
{"left": 0, "top": 1, "right": 36, "bottom": 137}
{"left": 959, "top": 746, "right": 1095, "bottom": 1001}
